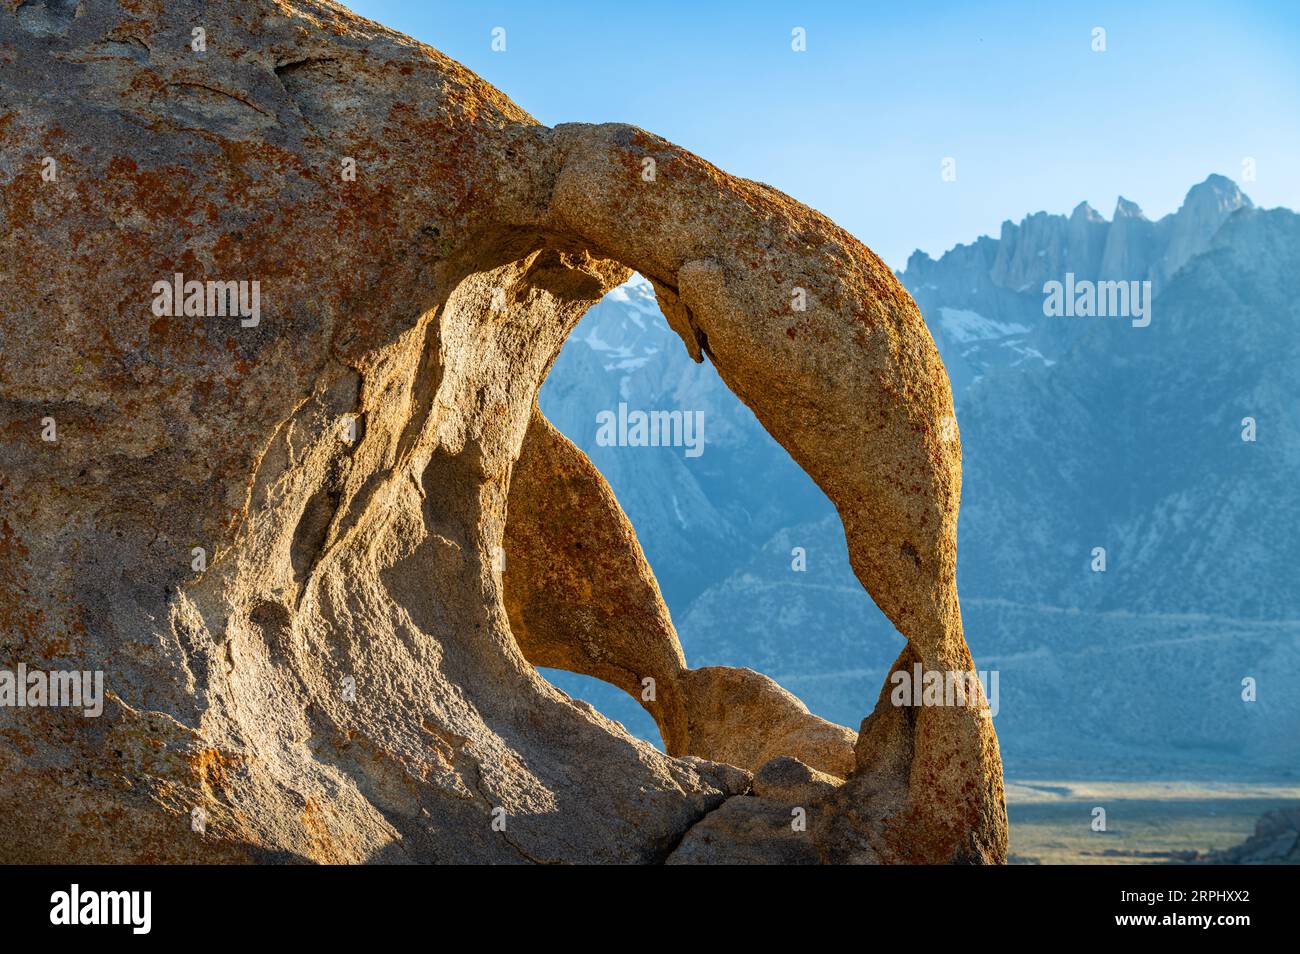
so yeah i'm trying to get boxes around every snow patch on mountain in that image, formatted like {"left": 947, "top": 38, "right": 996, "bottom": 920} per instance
{"left": 938, "top": 307, "right": 1030, "bottom": 344}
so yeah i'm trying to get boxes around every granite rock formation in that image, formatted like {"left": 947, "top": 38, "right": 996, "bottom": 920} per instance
{"left": 1202, "top": 809, "right": 1300, "bottom": 865}
{"left": 0, "top": 0, "right": 1005, "bottom": 863}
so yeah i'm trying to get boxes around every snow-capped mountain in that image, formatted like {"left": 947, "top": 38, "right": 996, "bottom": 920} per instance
{"left": 538, "top": 177, "right": 1300, "bottom": 779}
{"left": 900, "top": 174, "right": 1254, "bottom": 398}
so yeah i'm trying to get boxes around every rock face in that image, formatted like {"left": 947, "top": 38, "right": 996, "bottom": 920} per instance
{"left": 0, "top": 0, "right": 1006, "bottom": 863}
{"left": 1203, "top": 809, "right": 1300, "bottom": 865}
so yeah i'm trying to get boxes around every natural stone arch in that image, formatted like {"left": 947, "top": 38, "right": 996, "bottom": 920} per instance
{"left": 0, "top": 0, "right": 1005, "bottom": 864}
{"left": 491, "top": 121, "right": 1005, "bottom": 860}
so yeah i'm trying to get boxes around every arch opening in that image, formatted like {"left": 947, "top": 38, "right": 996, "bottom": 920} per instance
{"left": 501, "top": 270, "right": 878, "bottom": 779}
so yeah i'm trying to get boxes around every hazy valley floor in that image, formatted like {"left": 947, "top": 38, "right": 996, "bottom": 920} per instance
{"left": 1005, "top": 780, "right": 1300, "bottom": 864}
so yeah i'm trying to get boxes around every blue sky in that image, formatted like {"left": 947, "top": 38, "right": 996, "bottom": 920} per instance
{"left": 345, "top": 1, "right": 1300, "bottom": 269}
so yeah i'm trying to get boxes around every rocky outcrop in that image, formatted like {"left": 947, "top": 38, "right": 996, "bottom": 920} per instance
{"left": 666, "top": 796, "right": 824, "bottom": 865}
{"left": 1201, "top": 809, "right": 1300, "bottom": 864}
{"left": 0, "top": 0, "right": 1005, "bottom": 863}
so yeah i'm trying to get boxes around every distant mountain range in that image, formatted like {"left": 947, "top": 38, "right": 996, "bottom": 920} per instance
{"left": 538, "top": 176, "right": 1300, "bottom": 779}
{"left": 903, "top": 174, "right": 1254, "bottom": 397}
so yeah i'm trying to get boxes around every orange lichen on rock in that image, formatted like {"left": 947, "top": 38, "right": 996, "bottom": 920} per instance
{"left": 0, "top": 0, "right": 1004, "bottom": 864}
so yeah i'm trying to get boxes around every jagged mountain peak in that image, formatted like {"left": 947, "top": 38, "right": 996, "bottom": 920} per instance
{"left": 903, "top": 175, "right": 1260, "bottom": 319}
{"left": 1154, "top": 175, "right": 1255, "bottom": 287}
{"left": 1071, "top": 201, "right": 1104, "bottom": 223}
{"left": 903, "top": 248, "right": 935, "bottom": 272}
{"left": 1113, "top": 196, "right": 1147, "bottom": 220}
{"left": 1180, "top": 173, "right": 1254, "bottom": 215}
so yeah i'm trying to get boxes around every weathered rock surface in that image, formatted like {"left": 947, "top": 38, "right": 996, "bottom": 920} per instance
{"left": 0, "top": 0, "right": 1005, "bottom": 863}
{"left": 752, "top": 755, "right": 844, "bottom": 804}
{"left": 666, "top": 796, "right": 822, "bottom": 865}
{"left": 1201, "top": 809, "right": 1300, "bottom": 865}
{"left": 504, "top": 406, "right": 692, "bottom": 753}
{"left": 504, "top": 411, "right": 852, "bottom": 775}
{"left": 680, "top": 666, "right": 858, "bottom": 778}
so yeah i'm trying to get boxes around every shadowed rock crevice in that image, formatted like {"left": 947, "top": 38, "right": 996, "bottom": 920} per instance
{"left": 0, "top": 0, "right": 1005, "bottom": 864}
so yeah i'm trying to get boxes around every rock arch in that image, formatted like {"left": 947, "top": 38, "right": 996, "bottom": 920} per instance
{"left": 0, "top": 0, "right": 1004, "bottom": 864}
